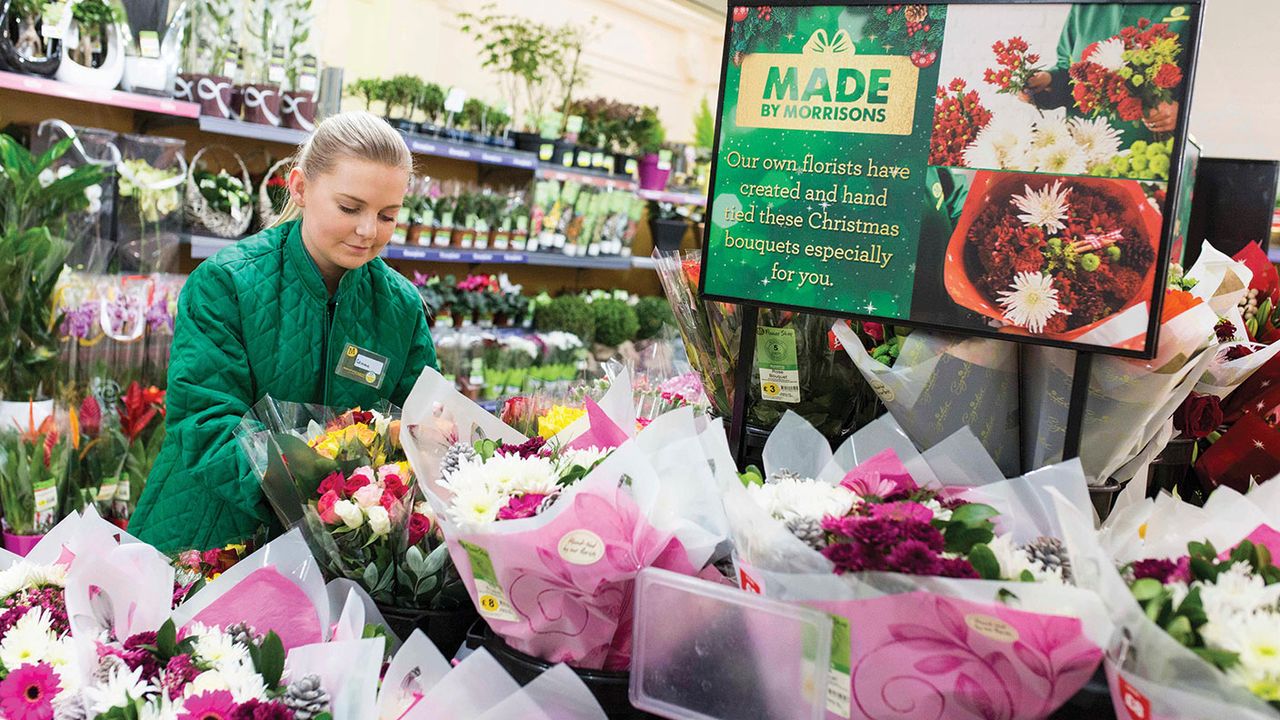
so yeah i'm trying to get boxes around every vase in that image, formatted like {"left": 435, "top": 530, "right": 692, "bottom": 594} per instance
{"left": 482, "top": 628, "right": 659, "bottom": 719}
{"left": 0, "top": 399, "right": 53, "bottom": 431}
{"left": 241, "top": 83, "right": 282, "bottom": 126}
{"left": 2, "top": 530, "right": 43, "bottom": 557}
{"left": 377, "top": 604, "right": 478, "bottom": 660}
{"left": 54, "top": 18, "right": 124, "bottom": 89}
{"left": 281, "top": 90, "right": 317, "bottom": 131}
{"left": 178, "top": 73, "right": 233, "bottom": 118}
{"left": 637, "top": 154, "right": 671, "bottom": 191}
{"left": 0, "top": 0, "right": 61, "bottom": 76}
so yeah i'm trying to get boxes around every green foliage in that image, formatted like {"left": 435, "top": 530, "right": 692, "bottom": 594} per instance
{"left": 633, "top": 296, "right": 674, "bottom": 340}
{"left": 727, "top": 6, "right": 802, "bottom": 58}
{"left": 738, "top": 465, "right": 764, "bottom": 487}
{"left": 383, "top": 74, "right": 421, "bottom": 119}
{"left": 345, "top": 78, "right": 383, "bottom": 111}
{"left": 417, "top": 81, "right": 446, "bottom": 121}
{"left": 936, "top": 502, "right": 999, "bottom": 556}
{"left": 591, "top": 298, "right": 639, "bottom": 347}
{"left": 534, "top": 294, "right": 595, "bottom": 343}
{"left": 693, "top": 96, "right": 715, "bottom": 150}
{"left": 458, "top": 3, "right": 569, "bottom": 132}
{"left": 71, "top": 0, "right": 123, "bottom": 28}
{"left": 633, "top": 106, "right": 666, "bottom": 155}
{"left": 461, "top": 97, "right": 488, "bottom": 132}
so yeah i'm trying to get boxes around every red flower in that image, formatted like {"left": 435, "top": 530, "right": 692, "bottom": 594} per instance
{"left": 408, "top": 513, "right": 432, "bottom": 546}
{"left": 317, "top": 471, "right": 346, "bottom": 498}
{"left": 382, "top": 473, "right": 408, "bottom": 499}
{"left": 1154, "top": 63, "right": 1183, "bottom": 89}
{"left": 1174, "top": 392, "right": 1223, "bottom": 439}
{"left": 863, "top": 321, "right": 885, "bottom": 344}
{"left": 496, "top": 493, "right": 548, "bottom": 521}
{"left": 317, "top": 490, "right": 341, "bottom": 524}
{"left": 379, "top": 490, "right": 398, "bottom": 512}
{"left": 1225, "top": 345, "right": 1257, "bottom": 361}
{"left": 344, "top": 468, "right": 374, "bottom": 495}
{"left": 119, "top": 382, "right": 162, "bottom": 443}
{"left": 1116, "top": 96, "right": 1144, "bottom": 122}
{"left": 79, "top": 396, "right": 101, "bottom": 437}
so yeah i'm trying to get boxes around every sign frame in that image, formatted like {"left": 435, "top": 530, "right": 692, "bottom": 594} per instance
{"left": 697, "top": 0, "right": 1206, "bottom": 361}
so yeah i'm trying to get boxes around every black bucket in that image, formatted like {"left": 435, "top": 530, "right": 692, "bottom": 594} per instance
{"left": 378, "top": 603, "right": 479, "bottom": 660}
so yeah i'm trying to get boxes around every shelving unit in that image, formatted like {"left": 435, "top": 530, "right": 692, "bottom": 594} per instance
{"left": 536, "top": 166, "right": 638, "bottom": 191}
{"left": 0, "top": 70, "right": 200, "bottom": 118}
{"left": 637, "top": 187, "right": 707, "bottom": 206}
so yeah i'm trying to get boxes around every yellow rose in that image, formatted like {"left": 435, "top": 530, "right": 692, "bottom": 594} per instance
{"left": 537, "top": 405, "right": 587, "bottom": 440}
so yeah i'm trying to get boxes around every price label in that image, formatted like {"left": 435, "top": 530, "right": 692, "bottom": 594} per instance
{"left": 825, "top": 615, "right": 852, "bottom": 719}
{"left": 757, "top": 326, "right": 800, "bottom": 403}
{"left": 444, "top": 87, "right": 468, "bottom": 114}
{"left": 460, "top": 539, "right": 519, "bottom": 622}
{"left": 565, "top": 114, "right": 584, "bottom": 135}
{"left": 138, "top": 30, "right": 161, "bottom": 58}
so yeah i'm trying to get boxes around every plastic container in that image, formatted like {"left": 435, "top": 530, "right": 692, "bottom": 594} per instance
{"left": 378, "top": 604, "right": 478, "bottom": 660}
{"left": 629, "top": 568, "right": 832, "bottom": 720}
{"left": 2, "top": 530, "right": 43, "bottom": 557}
{"left": 637, "top": 153, "right": 670, "bottom": 191}
{"left": 116, "top": 134, "right": 186, "bottom": 273}
{"left": 32, "top": 121, "right": 119, "bottom": 273}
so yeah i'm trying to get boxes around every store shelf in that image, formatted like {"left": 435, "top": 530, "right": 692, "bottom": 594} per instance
{"left": 401, "top": 133, "right": 537, "bottom": 169}
{"left": 637, "top": 188, "right": 707, "bottom": 206}
{"left": 383, "top": 245, "right": 526, "bottom": 264}
{"left": 536, "top": 166, "right": 638, "bottom": 191}
{"left": 198, "top": 115, "right": 309, "bottom": 144}
{"left": 630, "top": 256, "right": 657, "bottom": 270}
{"left": 0, "top": 70, "right": 200, "bottom": 118}
{"left": 525, "top": 252, "right": 633, "bottom": 270}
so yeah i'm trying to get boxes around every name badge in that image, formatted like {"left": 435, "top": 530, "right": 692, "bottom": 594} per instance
{"left": 335, "top": 343, "right": 388, "bottom": 390}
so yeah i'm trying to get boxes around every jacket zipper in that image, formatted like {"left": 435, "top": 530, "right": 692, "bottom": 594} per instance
{"left": 323, "top": 297, "right": 337, "bottom": 405}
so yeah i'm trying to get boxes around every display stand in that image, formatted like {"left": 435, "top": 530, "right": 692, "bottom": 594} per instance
{"left": 728, "top": 306, "right": 759, "bottom": 464}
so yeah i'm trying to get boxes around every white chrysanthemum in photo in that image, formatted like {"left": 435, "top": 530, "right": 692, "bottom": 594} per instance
{"left": 556, "top": 447, "right": 611, "bottom": 475}
{"left": 1069, "top": 116, "right": 1123, "bottom": 165}
{"left": 0, "top": 608, "right": 58, "bottom": 670}
{"left": 1030, "top": 110, "right": 1072, "bottom": 150}
{"left": 84, "top": 664, "right": 155, "bottom": 714}
{"left": 1200, "top": 562, "right": 1280, "bottom": 622}
{"left": 1012, "top": 180, "right": 1072, "bottom": 232}
{"left": 998, "top": 271, "right": 1069, "bottom": 334}
{"left": 747, "top": 477, "right": 856, "bottom": 523}
{"left": 447, "top": 482, "right": 505, "bottom": 527}
{"left": 1089, "top": 38, "right": 1128, "bottom": 72}
{"left": 1033, "top": 142, "right": 1089, "bottom": 176}
{"left": 964, "top": 119, "right": 1030, "bottom": 170}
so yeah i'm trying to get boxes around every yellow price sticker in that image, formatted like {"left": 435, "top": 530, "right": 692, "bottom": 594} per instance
{"left": 763, "top": 382, "right": 780, "bottom": 396}
{"left": 479, "top": 594, "right": 500, "bottom": 613}
{"left": 346, "top": 345, "right": 358, "bottom": 357}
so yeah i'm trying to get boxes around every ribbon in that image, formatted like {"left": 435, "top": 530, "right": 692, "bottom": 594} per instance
{"left": 196, "top": 76, "right": 232, "bottom": 119}
{"left": 172, "top": 75, "right": 194, "bottom": 102}
{"left": 803, "top": 28, "right": 854, "bottom": 55}
{"left": 281, "top": 92, "right": 316, "bottom": 132}
{"left": 1070, "top": 228, "right": 1124, "bottom": 254}
{"left": 243, "top": 85, "right": 281, "bottom": 127}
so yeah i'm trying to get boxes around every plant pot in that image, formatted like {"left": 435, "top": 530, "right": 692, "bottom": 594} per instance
{"left": 407, "top": 225, "right": 425, "bottom": 246}
{"left": 511, "top": 131, "right": 541, "bottom": 152}
{"left": 637, "top": 153, "right": 671, "bottom": 191}
{"left": 482, "top": 627, "right": 659, "bottom": 719}
{"left": 2, "top": 530, "right": 42, "bottom": 557}
{"left": 0, "top": 0, "right": 60, "bottom": 76}
{"left": 241, "top": 82, "right": 282, "bottom": 126}
{"left": 377, "top": 604, "right": 478, "bottom": 660}
{"left": 1146, "top": 436, "right": 1196, "bottom": 498}
{"left": 0, "top": 399, "right": 53, "bottom": 431}
{"left": 613, "top": 154, "right": 637, "bottom": 177}
{"left": 649, "top": 217, "right": 688, "bottom": 252}
{"left": 230, "top": 85, "right": 244, "bottom": 117}
{"left": 55, "top": 19, "right": 125, "bottom": 89}
{"left": 574, "top": 146, "right": 596, "bottom": 170}
{"left": 281, "top": 90, "right": 317, "bottom": 132}
{"left": 178, "top": 73, "right": 233, "bottom": 118}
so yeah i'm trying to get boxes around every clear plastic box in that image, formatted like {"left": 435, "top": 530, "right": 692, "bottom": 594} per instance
{"left": 630, "top": 568, "right": 832, "bottom": 720}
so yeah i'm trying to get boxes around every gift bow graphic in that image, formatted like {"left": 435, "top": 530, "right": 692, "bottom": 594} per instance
{"left": 804, "top": 28, "right": 855, "bottom": 55}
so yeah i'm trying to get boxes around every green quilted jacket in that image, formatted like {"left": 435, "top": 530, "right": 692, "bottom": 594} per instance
{"left": 129, "top": 219, "right": 437, "bottom": 552}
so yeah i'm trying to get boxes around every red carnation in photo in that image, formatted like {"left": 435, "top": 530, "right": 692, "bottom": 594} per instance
{"left": 1154, "top": 63, "right": 1183, "bottom": 89}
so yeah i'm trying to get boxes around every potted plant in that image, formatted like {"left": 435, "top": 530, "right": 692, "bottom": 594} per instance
{"left": 54, "top": 0, "right": 126, "bottom": 89}
{"left": 430, "top": 194, "right": 455, "bottom": 248}
{"left": 185, "top": 145, "right": 252, "bottom": 238}
{"left": 415, "top": 81, "right": 445, "bottom": 136}
{"left": 116, "top": 134, "right": 186, "bottom": 273}
{"left": 485, "top": 104, "right": 512, "bottom": 147}
{"left": 279, "top": 0, "right": 317, "bottom": 131}
{"left": 0, "top": 0, "right": 61, "bottom": 75}
{"left": 451, "top": 191, "right": 477, "bottom": 249}
{"left": 0, "top": 416, "right": 71, "bottom": 554}
{"left": 647, "top": 200, "right": 689, "bottom": 252}
{"left": 174, "top": 0, "right": 237, "bottom": 117}
{"left": 239, "top": 2, "right": 282, "bottom": 126}
{"left": 635, "top": 106, "right": 669, "bottom": 190}
{"left": 510, "top": 200, "right": 530, "bottom": 251}
{"left": 459, "top": 97, "right": 487, "bottom": 144}
{"left": 346, "top": 77, "right": 382, "bottom": 112}
{"left": 0, "top": 135, "right": 103, "bottom": 428}
{"left": 384, "top": 74, "right": 421, "bottom": 132}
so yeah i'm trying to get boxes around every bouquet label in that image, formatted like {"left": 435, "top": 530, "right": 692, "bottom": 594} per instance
{"left": 138, "top": 31, "right": 161, "bottom": 58}
{"left": 34, "top": 480, "right": 57, "bottom": 528}
{"left": 825, "top": 614, "right": 853, "bottom": 718}
{"left": 96, "top": 478, "right": 119, "bottom": 503}
{"left": 756, "top": 326, "right": 801, "bottom": 403}
{"left": 965, "top": 613, "right": 1019, "bottom": 643}
{"left": 557, "top": 529, "right": 605, "bottom": 565}
{"left": 459, "top": 540, "right": 519, "bottom": 622}
{"left": 335, "top": 343, "right": 387, "bottom": 390}
{"left": 1116, "top": 674, "right": 1151, "bottom": 720}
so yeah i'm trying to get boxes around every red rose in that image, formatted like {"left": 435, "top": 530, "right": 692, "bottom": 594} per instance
{"left": 382, "top": 473, "right": 408, "bottom": 500}
{"left": 379, "top": 490, "right": 399, "bottom": 512}
{"left": 1173, "top": 392, "right": 1223, "bottom": 439}
{"left": 1154, "top": 63, "right": 1183, "bottom": 90}
{"left": 407, "top": 513, "right": 432, "bottom": 546}
{"left": 317, "top": 471, "right": 346, "bottom": 498}
{"left": 1117, "top": 96, "right": 1144, "bottom": 122}
{"left": 344, "top": 471, "right": 373, "bottom": 496}
{"left": 863, "top": 322, "right": 885, "bottom": 344}
{"left": 317, "top": 490, "right": 341, "bottom": 524}
{"left": 1225, "top": 345, "right": 1257, "bottom": 361}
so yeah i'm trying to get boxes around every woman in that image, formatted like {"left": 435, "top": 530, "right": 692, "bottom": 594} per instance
{"left": 130, "top": 112, "right": 437, "bottom": 551}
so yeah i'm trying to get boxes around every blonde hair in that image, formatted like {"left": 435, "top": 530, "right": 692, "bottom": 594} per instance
{"left": 273, "top": 111, "right": 414, "bottom": 227}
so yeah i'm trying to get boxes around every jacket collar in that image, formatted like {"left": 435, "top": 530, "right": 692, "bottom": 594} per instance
{"left": 285, "top": 219, "right": 364, "bottom": 301}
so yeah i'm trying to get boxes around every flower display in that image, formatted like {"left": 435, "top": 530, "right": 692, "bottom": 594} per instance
{"left": 929, "top": 78, "right": 992, "bottom": 167}
{"left": 959, "top": 174, "right": 1157, "bottom": 336}
{"left": 1069, "top": 19, "right": 1185, "bottom": 125}
{"left": 118, "top": 159, "right": 182, "bottom": 224}
{"left": 962, "top": 110, "right": 1123, "bottom": 175}
{"left": 194, "top": 170, "right": 252, "bottom": 223}
{"left": 982, "top": 36, "right": 1045, "bottom": 95}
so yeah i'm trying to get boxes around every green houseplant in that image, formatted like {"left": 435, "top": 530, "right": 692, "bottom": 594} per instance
{"left": 417, "top": 81, "right": 446, "bottom": 135}
{"left": 0, "top": 135, "right": 103, "bottom": 415}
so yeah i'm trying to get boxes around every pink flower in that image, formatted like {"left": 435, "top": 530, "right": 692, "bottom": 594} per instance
{"left": 317, "top": 471, "right": 346, "bottom": 499}
{"left": 869, "top": 501, "right": 934, "bottom": 524}
{"left": 0, "top": 663, "right": 61, "bottom": 720}
{"left": 863, "top": 321, "right": 885, "bottom": 343}
{"left": 317, "top": 490, "right": 341, "bottom": 524}
{"left": 352, "top": 483, "right": 384, "bottom": 509}
{"left": 377, "top": 463, "right": 403, "bottom": 486}
{"left": 344, "top": 467, "right": 375, "bottom": 495}
{"left": 496, "top": 493, "right": 548, "bottom": 521}
{"left": 884, "top": 539, "right": 942, "bottom": 574}
{"left": 841, "top": 472, "right": 900, "bottom": 498}
{"left": 179, "top": 689, "right": 236, "bottom": 719}
{"left": 164, "top": 654, "right": 200, "bottom": 699}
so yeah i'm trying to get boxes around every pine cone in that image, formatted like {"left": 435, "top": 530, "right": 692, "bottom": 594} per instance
{"left": 224, "top": 622, "right": 258, "bottom": 647}
{"left": 441, "top": 442, "right": 478, "bottom": 478}
{"left": 538, "top": 492, "right": 560, "bottom": 515}
{"left": 94, "top": 654, "right": 126, "bottom": 684}
{"left": 767, "top": 469, "right": 802, "bottom": 484}
{"left": 53, "top": 692, "right": 89, "bottom": 720}
{"left": 283, "top": 674, "right": 331, "bottom": 720}
{"left": 1023, "top": 536, "right": 1072, "bottom": 581}
{"left": 785, "top": 516, "right": 827, "bottom": 550}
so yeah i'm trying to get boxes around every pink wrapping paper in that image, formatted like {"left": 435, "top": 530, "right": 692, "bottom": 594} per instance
{"left": 566, "top": 399, "right": 630, "bottom": 451}
{"left": 190, "top": 567, "right": 323, "bottom": 651}
{"left": 1219, "top": 524, "right": 1280, "bottom": 560}
{"left": 808, "top": 592, "right": 1101, "bottom": 720}
{"left": 449, "top": 482, "right": 698, "bottom": 670}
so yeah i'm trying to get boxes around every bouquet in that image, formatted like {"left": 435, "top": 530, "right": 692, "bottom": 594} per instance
{"left": 964, "top": 110, "right": 1126, "bottom": 177}
{"left": 653, "top": 250, "right": 740, "bottom": 417}
{"left": 401, "top": 367, "right": 731, "bottom": 670}
{"left": 0, "top": 555, "right": 79, "bottom": 719}
{"left": 1069, "top": 19, "right": 1185, "bottom": 125}
{"left": 833, "top": 322, "right": 1022, "bottom": 476}
{"left": 724, "top": 412, "right": 1110, "bottom": 720}
{"left": 983, "top": 36, "right": 1046, "bottom": 97}
{"left": 930, "top": 78, "right": 992, "bottom": 167}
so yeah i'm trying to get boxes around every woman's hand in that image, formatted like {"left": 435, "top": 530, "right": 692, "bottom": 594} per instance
{"left": 1017, "top": 71, "right": 1053, "bottom": 103}
{"left": 1144, "top": 101, "right": 1179, "bottom": 133}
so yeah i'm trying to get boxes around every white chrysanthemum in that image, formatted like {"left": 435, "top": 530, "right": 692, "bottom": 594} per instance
{"left": 1202, "top": 610, "right": 1280, "bottom": 678}
{"left": 192, "top": 627, "right": 251, "bottom": 672}
{"left": 44, "top": 637, "right": 81, "bottom": 693}
{"left": 0, "top": 562, "right": 68, "bottom": 600}
{"left": 139, "top": 695, "right": 178, "bottom": 720}
{"left": 922, "top": 498, "right": 952, "bottom": 523}
{"left": 84, "top": 664, "right": 155, "bottom": 714}
{"left": 1012, "top": 179, "right": 1072, "bottom": 232}
{"left": 0, "top": 608, "right": 58, "bottom": 669}
{"left": 1033, "top": 142, "right": 1089, "bottom": 175}
{"left": 747, "top": 477, "right": 856, "bottom": 523}
{"left": 447, "top": 482, "right": 505, "bottom": 528}
{"left": 504, "top": 336, "right": 540, "bottom": 359}
{"left": 1069, "top": 116, "right": 1123, "bottom": 165}
{"left": 450, "top": 454, "right": 558, "bottom": 497}
{"left": 997, "top": 272, "right": 1069, "bottom": 334}
{"left": 1030, "top": 110, "right": 1072, "bottom": 149}
{"left": 1200, "top": 562, "right": 1280, "bottom": 622}
{"left": 185, "top": 661, "right": 267, "bottom": 704}
{"left": 1090, "top": 38, "right": 1128, "bottom": 72}
{"left": 964, "top": 120, "right": 1030, "bottom": 170}
{"left": 557, "top": 447, "right": 612, "bottom": 476}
